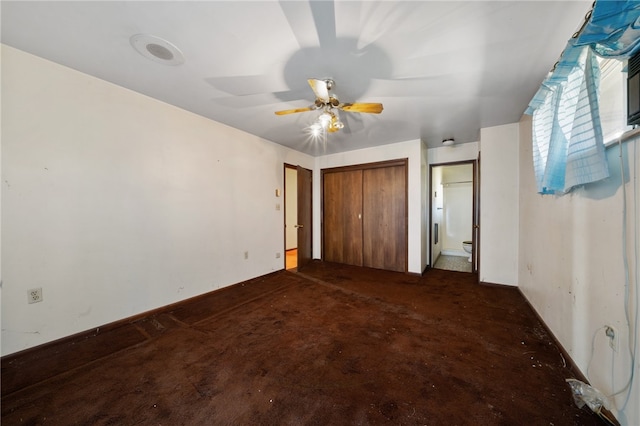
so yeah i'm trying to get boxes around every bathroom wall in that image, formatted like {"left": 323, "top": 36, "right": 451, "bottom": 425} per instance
{"left": 441, "top": 164, "right": 473, "bottom": 256}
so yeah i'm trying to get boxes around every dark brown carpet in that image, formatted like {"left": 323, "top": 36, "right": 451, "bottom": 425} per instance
{"left": 2, "top": 261, "right": 604, "bottom": 425}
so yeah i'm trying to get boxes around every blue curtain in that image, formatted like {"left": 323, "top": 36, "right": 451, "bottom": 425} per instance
{"left": 577, "top": 1, "right": 640, "bottom": 58}
{"left": 525, "top": 0, "right": 640, "bottom": 194}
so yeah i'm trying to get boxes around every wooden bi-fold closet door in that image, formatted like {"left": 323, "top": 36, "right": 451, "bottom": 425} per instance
{"left": 362, "top": 164, "right": 407, "bottom": 272}
{"left": 322, "top": 160, "right": 407, "bottom": 273}
{"left": 323, "top": 169, "right": 364, "bottom": 266}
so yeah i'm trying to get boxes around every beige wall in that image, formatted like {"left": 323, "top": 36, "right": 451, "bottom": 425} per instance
{"left": 479, "top": 123, "right": 519, "bottom": 286}
{"left": 518, "top": 114, "right": 639, "bottom": 425}
{"left": 1, "top": 45, "right": 314, "bottom": 355}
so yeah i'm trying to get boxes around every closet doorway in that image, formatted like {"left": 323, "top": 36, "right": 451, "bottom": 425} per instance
{"left": 430, "top": 161, "right": 478, "bottom": 273}
{"left": 284, "top": 164, "right": 312, "bottom": 271}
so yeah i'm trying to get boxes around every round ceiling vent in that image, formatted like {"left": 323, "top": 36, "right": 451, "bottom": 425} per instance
{"left": 130, "top": 34, "right": 184, "bottom": 66}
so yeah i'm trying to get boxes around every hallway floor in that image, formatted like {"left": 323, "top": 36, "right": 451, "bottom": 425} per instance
{"left": 285, "top": 248, "right": 297, "bottom": 270}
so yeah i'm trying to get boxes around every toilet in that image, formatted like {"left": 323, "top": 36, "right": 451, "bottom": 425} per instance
{"left": 462, "top": 241, "right": 472, "bottom": 262}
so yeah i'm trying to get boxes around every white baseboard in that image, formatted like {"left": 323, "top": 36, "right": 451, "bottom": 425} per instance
{"left": 441, "top": 249, "right": 468, "bottom": 257}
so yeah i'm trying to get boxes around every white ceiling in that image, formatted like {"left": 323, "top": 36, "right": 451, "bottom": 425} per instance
{"left": 1, "top": 1, "right": 592, "bottom": 156}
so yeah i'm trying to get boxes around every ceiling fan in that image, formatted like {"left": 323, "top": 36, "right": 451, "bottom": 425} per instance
{"left": 275, "top": 79, "right": 383, "bottom": 134}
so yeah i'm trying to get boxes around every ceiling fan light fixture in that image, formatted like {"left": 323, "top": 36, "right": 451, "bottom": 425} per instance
{"left": 318, "top": 112, "right": 332, "bottom": 128}
{"left": 330, "top": 111, "right": 344, "bottom": 130}
{"left": 309, "top": 122, "right": 324, "bottom": 137}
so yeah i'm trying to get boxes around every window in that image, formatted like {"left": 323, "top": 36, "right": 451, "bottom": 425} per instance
{"left": 525, "top": 0, "right": 640, "bottom": 194}
{"left": 526, "top": 45, "right": 610, "bottom": 194}
{"left": 598, "top": 57, "right": 632, "bottom": 145}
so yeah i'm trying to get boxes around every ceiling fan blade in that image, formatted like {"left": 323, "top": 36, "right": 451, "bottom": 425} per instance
{"left": 274, "top": 106, "right": 315, "bottom": 115}
{"left": 310, "top": 0, "right": 337, "bottom": 48}
{"left": 308, "top": 79, "right": 330, "bottom": 103}
{"left": 341, "top": 111, "right": 366, "bottom": 135}
{"left": 279, "top": 1, "right": 336, "bottom": 51}
{"left": 340, "top": 103, "right": 384, "bottom": 114}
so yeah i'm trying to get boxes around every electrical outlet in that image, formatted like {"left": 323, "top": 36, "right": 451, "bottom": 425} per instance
{"left": 244, "top": 251, "right": 249, "bottom": 260}
{"left": 28, "top": 287, "right": 43, "bottom": 304}
{"left": 605, "top": 325, "right": 618, "bottom": 352}
{"left": 276, "top": 252, "right": 281, "bottom": 259}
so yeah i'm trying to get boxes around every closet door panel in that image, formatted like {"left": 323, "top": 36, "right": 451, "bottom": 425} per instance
{"left": 322, "top": 171, "right": 343, "bottom": 263}
{"left": 362, "top": 165, "right": 407, "bottom": 272}
{"left": 323, "top": 170, "right": 363, "bottom": 266}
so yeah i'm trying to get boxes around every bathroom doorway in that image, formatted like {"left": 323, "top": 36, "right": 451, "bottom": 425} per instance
{"left": 429, "top": 161, "right": 478, "bottom": 273}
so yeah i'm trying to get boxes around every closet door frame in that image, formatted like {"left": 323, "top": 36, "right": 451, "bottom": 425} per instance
{"left": 321, "top": 158, "right": 408, "bottom": 272}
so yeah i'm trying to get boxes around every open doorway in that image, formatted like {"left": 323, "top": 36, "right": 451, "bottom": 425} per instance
{"left": 430, "top": 161, "right": 478, "bottom": 273}
{"left": 284, "top": 164, "right": 312, "bottom": 271}
{"left": 284, "top": 165, "right": 298, "bottom": 269}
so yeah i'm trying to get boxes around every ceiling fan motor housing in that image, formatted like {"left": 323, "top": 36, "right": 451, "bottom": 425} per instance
{"left": 324, "top": 79, "right": 335, "bottom": 91}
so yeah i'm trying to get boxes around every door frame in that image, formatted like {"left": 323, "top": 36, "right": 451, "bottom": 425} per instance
{"left": 296, "top": 165, "right": 313, "bottom": 270}
{"left": 428, "top": 160, "right": 479, "bottom": 273}
{"left": 321, "top": 158, "right": 408, "bottom": 272}
{"left": 475, "top": 153, "right": 481, "bottom": 281}
{"left": 283, "top": 163, "right": 312, "bottom": 270}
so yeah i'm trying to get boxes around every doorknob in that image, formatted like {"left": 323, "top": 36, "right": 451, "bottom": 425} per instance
{"left": 295, "top": 224, "right": 304, "bottom": 228}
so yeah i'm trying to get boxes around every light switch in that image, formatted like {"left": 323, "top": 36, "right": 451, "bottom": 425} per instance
{"left": 275, "top": 189, "right": 281, "bottom": 197}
